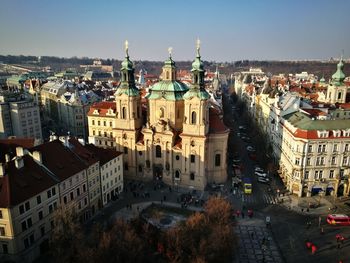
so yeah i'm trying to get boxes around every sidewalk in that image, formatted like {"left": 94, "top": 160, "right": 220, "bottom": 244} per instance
{"left": 277, "top": 194, "right": 334, "bottom": 215}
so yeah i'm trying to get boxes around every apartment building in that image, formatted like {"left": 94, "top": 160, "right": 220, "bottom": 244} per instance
{"left": 0, "top": 149, "right": 59, "bottom": 263}
{"left": 30, "top": 140, "right": 90, "bottom": 222}
{"left": 0, "top": 94, "right": 42, "bottom": 140}
{"left": 239, "top": 58, "right": 350, "bottom": 198}
{"left": 68, "top": 138, "right": 101, "bottom": 215}
{"left": 87, "top": 101, "right": 116, "bottom": 148}
{"left": 85, "top": 144, "right": 123, "bottom": 206}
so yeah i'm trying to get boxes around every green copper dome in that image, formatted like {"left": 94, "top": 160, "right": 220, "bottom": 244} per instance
{"left": 183, "top": 87, "right": 210, "bottom": 100}
{"left": 191, "top": 49, "right": 204, "bottom": 72}
{"left": 147, "top": 81, "right": 189, "bottom": 101}
{"left": 332, "top": 57, "right": 346, "bottom": 84}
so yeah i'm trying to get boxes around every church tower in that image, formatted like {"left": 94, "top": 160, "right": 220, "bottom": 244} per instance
{"left": 114, "top": 40, "right": 142, "bottom": 177}
{"left": 326, "top": 56, "right": 347, "bottom": 104}
{"left": 181, "top": 40, "right": 210, "bottom": 189}
{"left": 183, "top": 39, "right": 210, "bottom": 136}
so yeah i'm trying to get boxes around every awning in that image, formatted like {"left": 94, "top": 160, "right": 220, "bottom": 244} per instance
{"left": 311, "top": 187, "right": 323, "bottom": 193}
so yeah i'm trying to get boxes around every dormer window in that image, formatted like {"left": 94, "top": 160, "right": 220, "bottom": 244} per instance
{"left": 317, "top": 130, "right": 328, "bottom": 138}
{"left": 93, "top": 109, "right": 99, "bottom": 115}
{"left": 333, "top": 130, "right": 341, "bottom": 137}
{"left": 343, "top": 130, "right": 350, "bottom": 137}
{"left": 106, "top": 108, "right": 115, "bottom": 116}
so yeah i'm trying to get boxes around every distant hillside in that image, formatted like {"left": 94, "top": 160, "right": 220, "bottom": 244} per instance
{"left": 0, "top": 55, "right": 348, "bottom": 79}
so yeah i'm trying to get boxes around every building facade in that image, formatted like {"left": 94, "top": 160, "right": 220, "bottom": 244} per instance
{"left": 0, "top": 93, "right": 42, "bottom": 140}
{"left": 88, "top": 43, "right": 229, "bottom": 190}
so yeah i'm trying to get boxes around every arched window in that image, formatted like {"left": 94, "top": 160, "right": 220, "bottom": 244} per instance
{"left": 215, "top": 154, "right": 221, "bottom": 166}
{"left": 190, "top": 173, "right": 195, "bottom": 181}
{"left": 166, "top": 71, "right": 169, "bottom": 79}
{"left": 175, "top": 170, "right": 180, "bottom": 179}
{"left": 155, "top": 145, "right": 161, "bottom": 158}
{"left": 122, "top": 107, "right": 126, "bottom": 119}
{"left": 191, "top": 111, "right": 196, "bottom": 124}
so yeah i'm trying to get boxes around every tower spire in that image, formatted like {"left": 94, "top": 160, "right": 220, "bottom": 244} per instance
{"left": 168, "top": 47, "right": 173, "bottom": 58}
{"left": 124, "top": 40, "right": 129, "bottom": 57}
{"left": 196, "top": 38, "right": 201, "bottom": 58}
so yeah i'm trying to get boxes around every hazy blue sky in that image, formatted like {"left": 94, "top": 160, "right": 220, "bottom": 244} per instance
{"left": 0, "top": 0, "right": 349, "bottom": 61}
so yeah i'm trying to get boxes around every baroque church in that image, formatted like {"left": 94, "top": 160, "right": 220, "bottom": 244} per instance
{"left": 88, "top": 42, "right": 229, "bottom": 190}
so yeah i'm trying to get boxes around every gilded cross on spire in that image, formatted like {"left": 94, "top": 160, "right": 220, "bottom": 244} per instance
{"left": 124, "top": 40, "right": 129, "bottom": 57}
{"left": 196, "top": 38, "right": 201, "bottom": 57}
{"left": 168, "top": 47, "right": 173, "bottom": 58}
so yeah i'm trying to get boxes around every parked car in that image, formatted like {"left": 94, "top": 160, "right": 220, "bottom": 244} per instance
{"left": 247, "top": 146, "right": 256, "bottom": 152}
{"left": 255, "top": 167, "right": 264, "bottom": 173}
{"left": 257, "top": 176, "right": 270, "bottom": 183}
{"left": 255, "top": 171, "right": 267, "bottom": 177}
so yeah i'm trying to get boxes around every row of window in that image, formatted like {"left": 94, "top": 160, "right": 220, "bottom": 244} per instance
{"left": 62, "top": 185, "right": 86, "bottom": 204}
{"left": 303, "top": 169, "right": 344, "bottom": 180}
{"left": 92, "top": 130, "right": 113, "bottom": 138}
{"left": 91, "top": 120, "right": 114, "bottom": 127}
{"left": 295, "top": 156, "right": 350, "bottom": 166}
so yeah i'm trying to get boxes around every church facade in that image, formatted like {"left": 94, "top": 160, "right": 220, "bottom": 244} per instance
{"left": 88, "top": 43, "right": 229, "bottom": 190}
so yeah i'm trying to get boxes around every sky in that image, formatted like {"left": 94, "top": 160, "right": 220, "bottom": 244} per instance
{"left": 0, "top": 0, "right": 349, "bottom": 62}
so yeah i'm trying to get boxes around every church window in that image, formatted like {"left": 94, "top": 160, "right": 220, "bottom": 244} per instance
{"left": 338, "top": 92, "right": 342, "bottom": 100}
{"left": 92, "top": 130, "right": 95, "bottom": 136}
{"left": 138, "top": 151, "right": 142, "bottom": 156}
{"left": 215, "top": 154, "right": 221, "bottom": 166}
{"left": 190, "top": 154, "right": 195, "bottom": 163}
{"left": 194, "top": 75, "right": 198, "bottom": 83}
{"left": 98, "top": 121, "right": 100, "bottom": 125}
{"left": 175, "top": 155, "right": 180, "bottom": 161}
{"left": 104, "top": 121, "right": 106, "bottom": 126}
{"left": 166, "top": 71, "right": 169, "bottom": 79}
{"left": 190, "top": 173, "right": 195, "bottom": 181}
{"left": 156, "top": 145, "right": 161, "bottom": 158}
{"left": 175, "top": 170, "right": 180, "bottom": 179}
{"left": 124, "top": 147, "right": 128, "bottom": 154}
{"left": 191, "top": 111, "right": 197, "bottom": 124}
{"left": 92, "top": 120, "right": 95, "bottom": 125}
{"left": 122, "top": 107, "right": 127, "bottom": 119}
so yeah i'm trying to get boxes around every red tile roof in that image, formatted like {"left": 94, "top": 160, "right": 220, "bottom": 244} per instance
{"left": 302, "top": 108, "right": 327, "bottom": 117}
{"left": 0, "top": 138, "right": 36, "bottom": 163}
{"left": 84, "top": 144, "right": 122, "bottom": 166}
{"left": 0, "top": 155, "right": 58, "bottom": 208}
{"left": 209, "top": 107, "right": 229, "bottom": 134}
{"left": 68, "top": 138, "right": 99, "bottom": 165}
{"left": 87, "top": 101, "right": 116, "bottom": 117}
{"left": 31, "top": 140, "right": 87, "bottom": 181}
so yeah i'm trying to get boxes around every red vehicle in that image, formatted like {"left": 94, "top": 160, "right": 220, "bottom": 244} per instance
{"left": 327, "top": 214, "right": 350, "bottom": 226}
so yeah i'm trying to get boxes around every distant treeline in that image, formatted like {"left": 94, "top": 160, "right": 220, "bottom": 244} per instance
{"left": 0, "top": 55, "right": 348, "bottom": 79}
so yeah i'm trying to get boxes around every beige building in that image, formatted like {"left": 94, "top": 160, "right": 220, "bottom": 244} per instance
{"left": 88, "top": 44, "right": 229, "bottom": 190}
{"left": 0, "top": 149, "right": 59, "bottom": 263}
{"left": 85, "top": 145, "right": 123, "bottom": 206}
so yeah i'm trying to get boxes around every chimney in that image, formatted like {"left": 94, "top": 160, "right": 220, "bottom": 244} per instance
{"left": 33, "top": 151, "right": 42, "bottom": 163}
{"left": 16, "top": 147, "right": 24, "bottom": 157}
{"left": 0, "top": 163, "right": 5, "bottom": 177}
{"left": 5, "top": 154, "right": 10, "bottom": 163}
{"left": 15, "top": 157, "right": 24, "bottom": 169}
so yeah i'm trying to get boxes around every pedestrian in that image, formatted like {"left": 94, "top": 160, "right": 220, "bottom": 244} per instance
{"left": 306, "top": 240, "right": 312, "bottom": 249}
{"left": 241, "top": 211, "right": 245, "bottom": 218}
{"left": 236, "top": 210, "right": 241, "bottom": 218}
{"left": 311, "top": 244, "right": 317, "bottom": 255}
